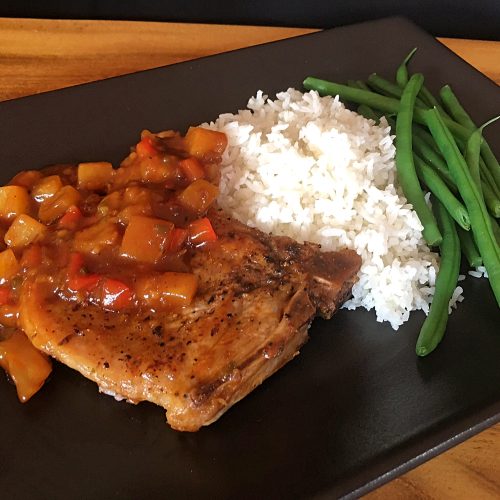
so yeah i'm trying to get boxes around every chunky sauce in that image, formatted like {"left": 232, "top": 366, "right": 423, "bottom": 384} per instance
{"left": 0, "top": 126, "right": 227, "bottom": 400}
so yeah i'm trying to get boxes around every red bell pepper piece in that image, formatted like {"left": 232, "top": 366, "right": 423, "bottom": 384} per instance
{"left": 67, "top": 252, "right": 101, "bottom": 292}
{"left": 59, "top": 205, "right": 83, "bottom": 230}
{"left": 136, "top": 136, "right": 157, "bottom": 158}
{"left": 101, "top": 278, "right": 133, "bottom": 309}
{"left": 68, "top": 273, "right": 101, "bottom": 292}
{"left": 188, "top": 218, "right": 217, "bottom": 247}
{"left": 167, "top": 227, "right": 188, "bottom": 253}
{"left": 67, "top": 252, "right": 85, "bottom": 277}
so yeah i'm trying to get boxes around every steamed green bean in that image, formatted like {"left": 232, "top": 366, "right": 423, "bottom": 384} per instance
{"left": 414, "top": 155, "right": 470, "bottom": 230}
{"left": 396, "top": 47, "right": 417, "bottom": 88}
{"left": 302, "top": 77, "right": 472, "bottom": 142}
{"left": 416, "top": 199, "right": 461, "bottom": 356}
{"left": 396, "top": 74, "right": 442, "bottom": 246}
{"left": 424, "top": 107, "right": 500, "bottom": 305}
{"left": 457, "top": 226, "right": 482, "bottom": 268}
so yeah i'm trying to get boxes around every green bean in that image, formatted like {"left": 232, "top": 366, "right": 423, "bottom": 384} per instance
{"left": 349, "top": 83, "right": 392, "bottom": 125}
{"left": 418, "top": 86, "right": 453, "bottom": 122}
{"left": 347, "top": 80, "right": 373, "bottom": 93}
{"left": 355, "top": 80, "right": 371, "bottom": 91}
{"left": 466, "top": 118, "right": 500, "bottom": 218}
{"left": 385, "top": 115, "right": 450, "bottom": 185}
{"left": 349, "top": 82, "right": 385, "bottom": 123}
{"left": 418, "top": 85, "right": 440, "bottom": 109}
{"left": 457, "top": 226, "right": 483, "bottom": 267}
{"left": 439, "top": 84, "right": 475, "bottom": 129}
{"left": 480, "top": 157, "right": 500, "bottom": 199}
{"left": 304, "top": 77, "right": 400, "bottom": 111}
{"left": 413, "top": 134, "right": 456, "bottom": 190}
{"left": 302, "top": 77, "right": 472, "bottom": 142}
{"left": 396, "top": 47, "right": 417, "bottom": 88}
{"left": 465, "top": 124, "right": 483, "bottom": 191}
{"left": 357, "top": 92, "right": 455, "bottom": 194}
{"left": 347, "top": 80, "right": 361, "bottom": 89}
{"left": 357, "top": 104, "right": 381, "bottom": 122}
{"left": 466, "top": 117, "right": 500, "bottom": 194}
{"left": 348, "top": 80, "right": 372, "bottom": 93}
{"left": 481, "top": 143, "right": 500, "bottom": 192}
{"left": 424, "top": 107, "right": 500, "bottom": 305}
{"left": 414, "top": 155, "right": 470, "bottom": 230}
{"left": 331, "top": 76, "right": 449, "bottom": 134}
{"left": 395, "top": 47, "right": 450, "bottom": 116}
{"left": 490, "top": 216, "right": 500, "bottom": 246}
{"left": 368, "top": 73, "right": 403, "bottom": 98}
{"left": 403, "top": 76, "right": 452, "bottom": 121}
{"left": 418, "top": 103, "right": 471, "bottom": 142}
{"left": 395, "top": 74, "right": 442, "bottom": 246}
{"left": 367, "top": 73, "right": 427, "bottom": 108}
{"left": 416, "top": 199, "right": 461, "bottom": 356}
{"left": 386, "top": 116, "right": 456, "bottom": 191}
{"left": 413, "top": 124, "right": 441, "bottom": 152}
{"left": 482, "top": 180, "right": 500, "bottom": 218}
{"left": 440, "top": 84, "right": 500, "bottom": 191}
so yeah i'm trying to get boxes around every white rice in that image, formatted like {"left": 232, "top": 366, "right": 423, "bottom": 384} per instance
{"left": 469, "top": 266, "right": 488, "bottom": 278}
{"left": 202, "top": 88, "right": 444, "bottom": 330}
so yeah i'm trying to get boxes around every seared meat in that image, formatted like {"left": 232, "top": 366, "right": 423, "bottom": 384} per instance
{"left": 18, "top": 208, "right": 360, "bottom": 431}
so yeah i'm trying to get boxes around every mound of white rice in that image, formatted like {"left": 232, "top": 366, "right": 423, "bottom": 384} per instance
{"left": 203, "top": 88, "right": 441, "bottom": 329}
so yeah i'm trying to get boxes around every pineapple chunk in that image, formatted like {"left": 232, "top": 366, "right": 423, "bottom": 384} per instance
{"left": 78, "top": 162, "right": 114, "bottom": 190}
{"left": 0, "top": 186, "right": 31, "bottom": 223}
{"left": 38, "top": 185, "right": 81, "bottom": 224}
{"left": 73, "top": 219, "right": 120, "bottom": 254}
{"left": 97, "top": 190, "right": 123, "bottom": 217}
{"left": 120, "top": 215, "right": 173, "bottom": 263}
{"left": 0, "top": 249, "right": 20, "bottom": 283}
{"left": 117, "top": 204, "right": 153, "bottom": 225}
{"left": 184, "top": 127, "right": 227, "bottom": 158}
{"left": 0, "top": 329, "right": 52, "bottom": 402}
{"left": 31, "top": 175, "right": 63, "bottom": 202}
{"left": 177, "top": 179, "right": 219, "bottom": 214}
{"left": 4, "top": 214, "right": 47, "bottom": 249}
{"left": 135, "top": 272, "right": 198, "bottom": 308}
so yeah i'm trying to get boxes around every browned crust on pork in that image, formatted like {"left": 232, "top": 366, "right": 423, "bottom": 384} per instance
{"left": 19, "top": 209, "right": 361, "bottom": 431}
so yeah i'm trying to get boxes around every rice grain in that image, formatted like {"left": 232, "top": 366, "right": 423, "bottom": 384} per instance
{"left": 203, "top": 89, "right": 441, "bottom": 329}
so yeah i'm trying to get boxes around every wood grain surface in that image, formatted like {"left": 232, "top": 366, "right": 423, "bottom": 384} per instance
{"left": 0, "top": 17, "right": 499, "bottom": 499}
{"left": 1, "top": 18, "right": 499, "bottom": 102}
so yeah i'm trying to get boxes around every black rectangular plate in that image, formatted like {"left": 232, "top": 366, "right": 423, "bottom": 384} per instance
{"left": 0, "top": 17, "right": 499, "bottom": 499}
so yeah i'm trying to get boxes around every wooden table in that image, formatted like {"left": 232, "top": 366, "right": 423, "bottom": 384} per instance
{"left": 1, "top": 17, "right": 499, "bottom": 499}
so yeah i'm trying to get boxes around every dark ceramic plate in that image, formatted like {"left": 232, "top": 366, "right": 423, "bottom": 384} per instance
{"left": 1, "top": 17, "right": 499, "bottom": 499}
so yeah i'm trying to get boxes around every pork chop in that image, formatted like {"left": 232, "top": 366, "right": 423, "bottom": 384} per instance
{"left": 19, "top": 208, "right": 360, "bottom": 431}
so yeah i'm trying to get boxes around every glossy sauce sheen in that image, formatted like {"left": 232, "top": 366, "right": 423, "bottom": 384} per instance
{"left": 0, "top": 328, "right": 52, "bottom": 402}
{"left": 0, "top": 127, "right": 227, "bottom": 401}
{"left": 0, "top": 126, "right": 361, "bottom": 430}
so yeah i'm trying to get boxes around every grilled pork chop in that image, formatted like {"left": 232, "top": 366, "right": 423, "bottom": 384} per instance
{"left": 1, "top": 128, "right": 360, "bottom": 430}
{"left": 19, "top": 208, "right": 360, "bottom": 431}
